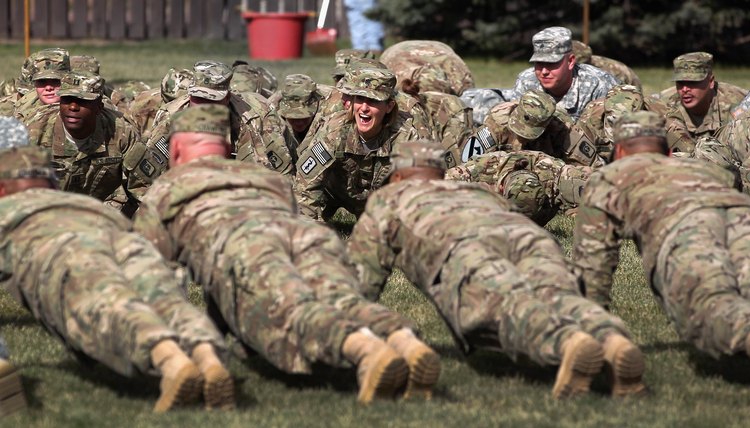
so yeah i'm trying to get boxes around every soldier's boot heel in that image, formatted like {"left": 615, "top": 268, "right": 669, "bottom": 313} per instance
{"left": 603, "top": 334, "right": 647, "bottom": 397}
{"left": 151, "top": 340, "right": 204, "bottom": 413}
{"left": 0, "top": 359, "right": 26, "bottom": 416}
{"left": 386, "top": 329, "right": 441, "bottom": 400}
{"left": 553, "top": 332, "right": 604, "bottom": 399}
{"left": 191, "top": 343, "right": 235, "bottom": 410}
{"left": 343, "top": 329, "right": 409, "bottom": 404}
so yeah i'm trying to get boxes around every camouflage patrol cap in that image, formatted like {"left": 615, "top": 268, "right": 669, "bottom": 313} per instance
{"left": 338, "top": 67, "right": 397, "bottom": 101}
{"left": 613, "top": 111, "right": 666, "bottom": 143}
{"left": 31, "top": 48, "right": 71, "bottom": 81}
{"left": 170, "top": 104, "right": 230, "bottom": 136}
{"left": 571, "top": 40, "right": 593, "bottom": 64}
{"left": 673, "top": 52, "right": 713, "bottom": 82}
{"left": 389, "top": 140, "right": 445, "bottom": 172}
{"left": 231, "top": 63, "right": 278, "bottom": 97}
{"left": 161, "top": 68, "right": 194, "bottom": 103}
{"left": 529, "top": 27, "right": 572, "bottom": 63}
{"left": 17, "top": 52, "right": 40, "bottom": 95}
{"left": 189, "top": 60, "right": 233, "bottom": 101}
{"left": 0, "top": 117, "right": 55, "bottom": 181}
{"left": 332, "top": 49, "right": 376, "bottom": 79}
{"left": 502, "top": 169, "right": 548, "bottom": 218}
{"left": 278, "top": 74, "right": 320, "bottom": 119}
{"left": 70, "top": 55, "right": 101, "bottom": 74}
{"left": 604, "top": 84, "right": 644, "bottom": 115}
{"left": 57, "top": 71, "right": 103, "bottom": 100}
{"left": 508, "top": 89, "right": 556, "bottom": 140}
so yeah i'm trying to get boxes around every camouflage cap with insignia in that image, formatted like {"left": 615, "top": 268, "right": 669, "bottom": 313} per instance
{"left": 613, "top": 111, "right": 666, "bottom": 143}
{"left": 231, "top": 63, "right": 277, "bottom": 97}
{"left": 170, "top": 104, "right": 230, "bottom": 136}
{"left": 501, "top": 169, "right": 548, "bottom": 218}
{"left": 189, "top": 60, "right": 233, "bottom": 101}
{"left": 529, "top": 27, "right": 572, "bottom": 63}
{"left": 161, "top": 68, "right": 194, "bottom": 103}
{"left": 338, "top": 67, "right": 396, "bottom": 102}
{"left": 31, "top": 48, "right": 71, "bottom": 81}
{"left": 70, "top": 55, "right": 101, "bottom": 74}
{"left": 508, "top": 89, "right": 556, "bottom": 140}
{"left": 17, "top": 52, "right": 41, "bottom": 95}
{"left": 672, "top": 52, "right": 713, "bottom": 82}
{"left": 604, "top": 84, "right": 644, "bottom": 115}
{"left": 278, "top": 74, "right": 320, "bottom": 119}
{"left": 571, "top": 40, "right": 593, "bottom": 64}
{"left": 57, "top": 71, "right": 103, "bottom": 100}
{"left": 0, "top": 117, "right": 55, "bottom": 181}
{"left": 332, "top": 49, "right": 376, "bottom": 79}
{"left": 390, "top": 139, "right": 445, "bottom": 173}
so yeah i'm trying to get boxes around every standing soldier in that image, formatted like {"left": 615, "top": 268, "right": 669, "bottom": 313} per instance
{"left": 0, "top": 117, "right": 233, "bottom": 412}
{"left": 133, "top": 105, "right": 441, "bottom": 403}
{"left": 348, "top": 140, "right": 645, "bottom": 398}
{"left": 573, "top": 111, "right": 750, "bottom": 362}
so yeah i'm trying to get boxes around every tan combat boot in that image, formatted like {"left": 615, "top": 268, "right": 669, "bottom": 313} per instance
{"left": 191, "top": 343, "right": 235, "bottom": 410}
{"left": 0, "top": 358, "right": 26, "bottom": 416}
{"left": 386, "top": 328, "right": 441, "bottom": 400}
{"left": 602, "top": 334, "right": 646, "bottom": 397}
{"left": 342, "top": 328, "right": 409, "bottom": 404}
{"left": 151, "top": 339, "right": 203, "bottom": 412}
{"left": 553, "top": 332, "right": 604, "bottom": 399}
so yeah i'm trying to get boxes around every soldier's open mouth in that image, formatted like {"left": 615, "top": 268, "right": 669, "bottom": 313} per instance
{"left": 358, "top": 114, "right": 372, "bottom": 125}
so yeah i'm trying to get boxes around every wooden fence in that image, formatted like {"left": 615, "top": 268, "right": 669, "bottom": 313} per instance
{"left": 0, "top": 0, "right": 350, "bottom": 41}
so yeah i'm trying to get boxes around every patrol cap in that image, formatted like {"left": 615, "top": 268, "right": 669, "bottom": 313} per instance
{"left": 338, "top": 67, "right": 396, "bottom": 102}
{"left": 189, "top": 60, "right": 233, "bottom": 101}
{"left": 502, "top": 169, "right": 548, "bottom": 218}
{"left": 277, "top": 74, "right": 320, "bottom": 119}
{"left": 613, "top": 111, "right": 666, "bottom": 143}
{"left": 332, "top": 49, "right": 376, "bottom": 79}
{"left": 529, "top": 27, "right": 573, "bottom": 63}
{"left": 70, "top": 55, "right": 101, "bottom": 74}
{"left": 31, "top": 48, "right": 71, "bottom": 81}
{"left": 161, "top": 68, "right": 194, "bottom": 103}
{"left": 389, "top": 139, "right": 446, "bottom": 173}
{"left": 170, "top": 104, "right": 230, "bottom": 136}
{"left": 604, "top": 84, "right": 644, "bottom": 116}
{"left": 508, "top": 89, "right": 556, "bottom": 140}
{"left": 571, "top": 40, "right": 592, "bottom": 64}
{"left": 17, "top": 52, "right": 40, "bottom": 95}
{"left": 0, "top": 117, "right": 55, "bottom": 181}
{"left": 672, "top": 52, "right": 713, "bottom": 82}
{"left": 57, "top": 71, "right": 104, "bottom": 100}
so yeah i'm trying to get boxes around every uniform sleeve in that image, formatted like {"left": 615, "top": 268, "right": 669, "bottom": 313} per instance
{"left": 347, "top": 206, "right": 396, "bottom": 301}
{"left": 571, "top": 174, "right": 623, "bottom": 308}
{"left": 665, "top": 110, "right": 696, "bottom": 153}
{"left": 510, "top": 68, "right": 539, "bottom": 100}
{"left": 132, "top": 199, "right": 176, "bottom": 261}
{"left": 236, "top": 110, "right": 295, "bottom": 176}
{"left": 294, "top": 132, "right": 336, "bottom": 220}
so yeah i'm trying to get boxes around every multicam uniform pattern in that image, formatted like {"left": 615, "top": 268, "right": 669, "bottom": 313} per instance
{"left": 573, "top": 153, "right": 750, "bottom": 357}
{"left": 133, "top": 156, "right": 414, "bottom": 373}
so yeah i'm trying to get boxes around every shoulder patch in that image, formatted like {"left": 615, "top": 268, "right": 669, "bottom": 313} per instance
{"left": 267, "top": 150, "right": 282, "bottom": 169}
{"left": 154, "top": 136, "right": 169, "bottom": 159}
{"left": 461, "top": 136, "right": 485, "bottom": 162}
{"left": 579, "top": 140, "right": 594, "bottom": 158}
{"left": 312, "top": 142, "right": 332, "bottom": 165}
{"left": 300, "top": 156, "right": 317, "bottom": 175}
{"left": 139, "top": 159, "right": 156, "bottom": 177}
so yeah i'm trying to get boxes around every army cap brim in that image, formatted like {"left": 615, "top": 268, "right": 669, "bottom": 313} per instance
{"left": 672, "top": 69, "right": 709, "bottom": 82}
{"left": 339, "top": 86, "right": 391, "bottom": 102}
{"left": 529, "top": 51, "right": 567, "bottom": 63}
{"left": 57, "top": 88, "right": 100, "bottom": 100}
{"left": 278, "top": 97, "right": 319, "bottom": 119}
{"left": 32, "top": 70, "right": 65, "bottom": 81}
{"left": 188, "top": 86, "right": 229, "bottom": 102}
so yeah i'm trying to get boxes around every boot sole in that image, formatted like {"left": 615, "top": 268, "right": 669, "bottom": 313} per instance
{"left": 553, "top": 336, "right": 604, "bottom": 399}
{"left": 608, "top": 343, "right": 647, "bottom": 397}
{"left": 403, "top": 347, "right": 441, "bottom": 400}
{"left": 154, "top": 364, "right": 204, "bottom": 413}
{"left": 358, "top": 348, "right": 409, "bottom": 404}
{"left": 203, "top": 365, "right": 236, "bottom": 410}
{"left": 0, "top": 367, "right": 26, "bottom": 416}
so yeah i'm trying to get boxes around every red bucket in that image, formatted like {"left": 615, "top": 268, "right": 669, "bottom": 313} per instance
{"left": 242, "top": 12, "right": 311, "bottom": 60}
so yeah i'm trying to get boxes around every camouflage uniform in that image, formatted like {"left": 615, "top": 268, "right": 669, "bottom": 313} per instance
{"left": 573, "top": 111, "right": 750, "bottom": 358}
{"left": 126, "top": 68, "right": 193, "bottom": 137}
{"left": 418, "top": 91, "right": 473, "bottom": 169}
{"left": 15, "top": 48, "right": 71, "bottom": 122}
{"left": 572, "top": 41, "right": 642, "bottom": 90}
{"left": 348, "top": 142, "right": 629, "bottom": 364}
{"left": 0, "top": 51, "right": 38, "bottom": 116}
{"left": 331, "top": 49, "right": 376, "bottom": 83}
{"left": 268, "top": 74, "right": 323, "bottom": 163}
{"left": 21, "top": 71, "right": 143, "bottom": 211}
{"left": 723, "top": 108, "right": 750, "bottom": 193}
{"left": 479, "top": 90, "right": 601, "bottom": 167}
{"left": 459, "top": 88, "right": 516, "bottom": 126}
{"left": 133, "top": 109, "right": 414, "bottom": 373}
{"left": 230, "top": 62, "right": 277, "bottom": 99}
{"left": 111, "top": 80, "right": 151, "bottom": 111}
{"left": 446, "top": 149, "right": 592, "bottom": 224}
{"left": 665, "top": 53, "right": 747, "bottom": 153}
{"left": 0, "top": 121, "right": 224, "bottom": 378}
{"left": 379, "top": 40, "right": 475, "bottom": 96}
{"left": 295, "top": 67, "right": 423, "bottom": 220}
{"left": 731, "top": 92, "right": 750, "bottom": 119}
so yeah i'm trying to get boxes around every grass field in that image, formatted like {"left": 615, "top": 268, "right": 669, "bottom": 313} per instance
{"left": 2, "top": 40, "right": 750, "bottom": 427}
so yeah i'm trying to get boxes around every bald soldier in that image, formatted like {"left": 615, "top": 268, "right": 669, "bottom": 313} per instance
{"left": 133, "top": 104, "right": 441, "bottom": 403}
{"left": 348, "top": 140, "right": 645, "bottom": 398}
{"left": 0, "top": 117, "right": 233, "bottom": 412}
{"left": 573, "top": 111, "right": 750, "bottom": 361}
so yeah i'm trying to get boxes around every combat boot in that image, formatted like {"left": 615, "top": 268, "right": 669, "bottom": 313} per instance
{"left": 151, "top": 339, "right": 203, "bottom": 412}
{"left": 191, "top": 343, "right": 235, "bottom": 410}
{"left": 342, "top": 328, "right": 409, "bottom": 404}
{"left": 553, "top": 332, "right": 604, "bottom": 399}
{"left": 386, "top": 328, "right": 441, "bottom": 399}
{"left": 0, "top": 358, "right": 25, "bottom": 416}
{"left": 602, "top": 334, "right": 646, "bottom": 397}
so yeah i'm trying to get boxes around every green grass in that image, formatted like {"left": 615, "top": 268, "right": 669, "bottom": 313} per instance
{"left": 3, "top": 40, "right": 750, "bottom": 427}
